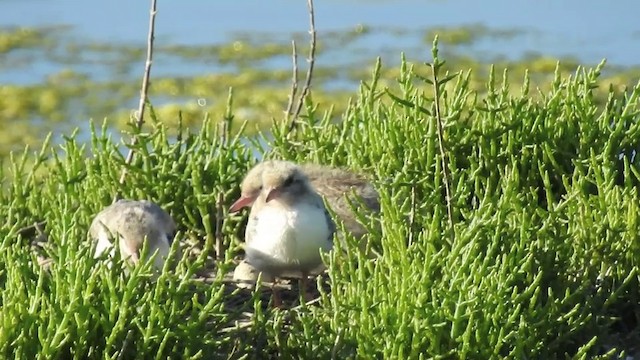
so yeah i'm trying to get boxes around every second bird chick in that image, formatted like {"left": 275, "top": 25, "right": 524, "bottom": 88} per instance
{"left": 90, "top": 199, "right": 177, "bottom": 271}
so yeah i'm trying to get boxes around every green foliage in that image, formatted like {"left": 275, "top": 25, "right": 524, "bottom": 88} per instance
{"left": 260, "top": 49, "right": 640, "bottom": 357}
{"left": 2, "top": 42, "right": 640, "bottom": 358}
{"left": 0, "top": 113, "right": 256, "bottom": 358}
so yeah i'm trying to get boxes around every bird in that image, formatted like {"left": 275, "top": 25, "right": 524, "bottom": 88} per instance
{"left": 231, "top": 160, "right": 335, "bottom": 306}
{"left": 231, "top": 161, "right": 380, "bottom": 239}
{"left": 89, "top": 199, "right": 177, "bottom": 271}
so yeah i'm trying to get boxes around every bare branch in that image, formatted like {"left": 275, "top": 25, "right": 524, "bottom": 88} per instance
{"left": 116, "top": 0, "right": 158, "bottom": 200}
{"left": 288, "top": 0, "right": 317, "bottom": 133}
{"left": 408, "top": 183, "right": 417, "bottom": 247}
{"left": 215, "top": 192, "right": 224, "bottom": 260}
{"left": 285, "top": 40, "right": 299, "bottom": 119}
{"left": 430, "top": 63, "right": 455, "bottom": 245}
{"left": 117, "top": 329, "right": 134, "bottom": 360}
{"left": 16, "top": 220, "right": 47, "bottom": 238}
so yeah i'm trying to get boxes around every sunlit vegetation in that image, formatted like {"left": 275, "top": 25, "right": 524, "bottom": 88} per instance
{"left": 1, "top": 23, "right": 640, "bottom": 356}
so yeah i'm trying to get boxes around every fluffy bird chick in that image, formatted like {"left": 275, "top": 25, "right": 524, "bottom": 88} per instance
{"left": 230, "top": 160, "right": 380, "bottom": 239}
{"left": 237, "top": 161, "right": 335, "bottom": 305}
{"left": 231, "top": 161, "right": 380, "bottom": 238}
{"left": 90, "top": 199, "right": 176, "bottom": 270}
{"left": 231, "top": 161, "right": 380, "bottom": 292}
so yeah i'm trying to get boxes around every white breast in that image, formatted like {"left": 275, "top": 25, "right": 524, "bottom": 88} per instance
{"left": 94, "top": 230, "right": 116, "bottom": 258}
{"left": 246, "top": 202, "right": 332, "bottom": 272}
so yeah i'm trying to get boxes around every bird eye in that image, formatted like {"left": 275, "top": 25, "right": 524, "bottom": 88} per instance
{"left": 283, "top": 176, "right": 294, "bottom": 187}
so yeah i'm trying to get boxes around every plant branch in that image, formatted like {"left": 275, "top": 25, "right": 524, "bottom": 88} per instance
{"left": 408, "top": 183, "right": 417, "bottom": 247}
{"left": 215, "top": 192, "right": 224, "bottom": 260}
{"left": 285, "top": 40, "right": 299, "bottom": 120}
{"left": 116, "top": 0, "right": 158, "bottom": 199}
{"left": 430, "top": 61, "right": 455, "bottom": 245}
{"left": 288, "top": 0, "right": 317, "bottom": 133}
{"left": 17, "top": 220, "right": 47, "bottom": 238}
{"left": 117, "top": 329, "right": 134, "bottom": 360}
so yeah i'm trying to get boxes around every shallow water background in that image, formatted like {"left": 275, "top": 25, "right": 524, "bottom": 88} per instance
{"left": 2, "top": 0, "right": 639, "bottom": 85}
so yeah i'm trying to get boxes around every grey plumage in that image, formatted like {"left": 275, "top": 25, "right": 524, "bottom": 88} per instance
{"left": 90, "top": 199, "right": 176, "bottom": 269}
{"left": 301, "top": 164, "right": 379, "bottom": 239}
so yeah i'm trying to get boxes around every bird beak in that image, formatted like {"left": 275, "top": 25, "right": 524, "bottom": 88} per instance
{"left": 229, "top": 195, "right": 256, "bottom": 213}
{"left": 265, "top": 187, "right": 282, "bottom": 203}
{"left": 123, "top": 243, "right": 140, "bottom": 263}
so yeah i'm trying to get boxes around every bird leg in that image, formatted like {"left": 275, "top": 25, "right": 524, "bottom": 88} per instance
{"left": 299, "top": 271, "right": 312, "bottom": 303}
{"left": 271, "top": 281, "right": 283, "bottom": 308}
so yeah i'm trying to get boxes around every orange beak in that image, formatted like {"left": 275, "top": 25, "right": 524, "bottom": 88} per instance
{"left": 229, "top": 195, "right": 256, "bottom": 213}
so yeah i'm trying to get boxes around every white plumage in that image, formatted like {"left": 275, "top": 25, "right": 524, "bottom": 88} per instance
{"left": 231, "top": 160, "right": 335, "bottom": 305}
{"left": 246, "top": 200, "right": 332, "bottom": 273}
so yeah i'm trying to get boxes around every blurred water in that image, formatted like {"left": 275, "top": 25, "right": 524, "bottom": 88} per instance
{"left": 1, "top": 0, "right": 639, "bottom": 86}
{"left": 1, "top": 0, "right": 639, "bottom": 153}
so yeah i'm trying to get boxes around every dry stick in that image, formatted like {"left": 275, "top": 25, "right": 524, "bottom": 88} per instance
{"left": 117, "top": 329, "right": 134, "bottom": 360}
{"left": 285, "top": 40, "right": 299, "bottom": 120}
{"left": 16, "top": 220, "right": 47, "bottom": 238}
{"left": 290, "top": 296, "right": 322, "bottom": 311}
{"left": 331, "top": 332, "right": 342, "bottom": 360}
{"left": 214, "top": 91, "right": 234, "bottom": 260}
{"left": 219, "top": 320, "right": 253, "bottom": 334}
{"left": 408, "top": 183, "right": 417, "bottom": 247}
{"left": 430, "top": 64, "right": 455, "bottom": 245}
{"left": 288, "top": 0, "right": 317, "bottom": 132}
{"left": 115, "top": 0, "right": 158, "bottom": 201}
{"left": 215, "top": 192, "right": 224, "bottom": 260}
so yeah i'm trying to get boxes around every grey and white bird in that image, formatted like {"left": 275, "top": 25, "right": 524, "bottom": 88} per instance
{"left": 90, "top": 199, "right": 176, "bottom": 270}
{"left": 231, "top": 161, "right": 379, "bottom": 238}
{"left": 231, "top": 161, "right": 380, "bottom": 290}
{"left": 231, "top": 160, "right": 335, "bottom": 305}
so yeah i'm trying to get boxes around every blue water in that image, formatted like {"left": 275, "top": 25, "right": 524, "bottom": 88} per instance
{"left": 1, "top": 0, "right": 639, "bottom": 152}
{"left": 1, "top": 0, "right": 639, "bottom": 86}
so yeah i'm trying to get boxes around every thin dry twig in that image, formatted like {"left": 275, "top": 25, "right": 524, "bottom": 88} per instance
{"left": 219, "top": 320, "right": 253, "bottom": 334}
{"left": 408, "top": 183, "right": 417, "bottom": 247}
{"left": 117, "top": 329, "right": 134, "bottom": 360}
{"left": 285, "top": 40, "right": 299, "bottom": 119}
{"left": 290, "top": 296, "right": 322, "bottom": 311}
{"left": 213, "top": 91, "right": 233, "bottom": 260}
{"left": 16, "top": 220, "right": 47, "bottom": 238}
{"left": 115, "top": 0, "right": 158, "bottom": 200}
{"left": 430, "top": 62, "right": 455, "bottom": 245}
{"left": 288, "top": 0, "right": 317, "bottom": 132}
{"left": 215, "top": 192, "right": 224, "bottom": 260}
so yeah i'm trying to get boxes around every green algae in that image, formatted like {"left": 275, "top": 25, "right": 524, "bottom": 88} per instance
{"left": 0, "top": 24, "right": 639, "bottom": 158}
